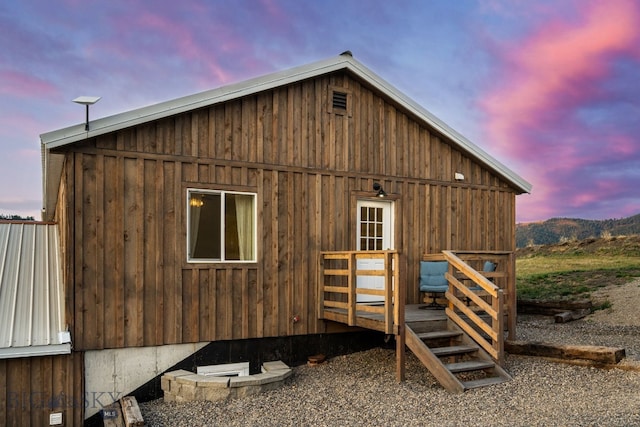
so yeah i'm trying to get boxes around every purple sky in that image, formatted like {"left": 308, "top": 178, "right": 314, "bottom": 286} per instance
{"left": 2, "top": 0, "right": 639, "bottom": 223}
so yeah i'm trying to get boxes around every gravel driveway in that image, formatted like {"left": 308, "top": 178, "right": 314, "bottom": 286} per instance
{"left": 140, "top": 280, "right": 640, "bottom": 426}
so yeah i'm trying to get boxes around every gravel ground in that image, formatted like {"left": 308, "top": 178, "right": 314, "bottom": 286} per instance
{"left": 140, "top": 280, "right": 640, "bottom": 426}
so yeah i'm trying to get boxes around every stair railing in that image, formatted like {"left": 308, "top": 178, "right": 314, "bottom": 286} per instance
{"left": 441, "top": 250, "right": 506, "bottom": 364}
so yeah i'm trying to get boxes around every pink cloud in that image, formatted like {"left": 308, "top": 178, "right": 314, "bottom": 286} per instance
{"left": 480, "top": 0, "right": 640, "bottom": 222}
{"left": 483, "top": 0, "right": 640, "bottom": 155}
{"left": 0, "top": 70, "right": 60, "bottom": 99}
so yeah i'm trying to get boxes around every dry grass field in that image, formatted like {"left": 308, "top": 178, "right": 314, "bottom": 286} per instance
{"left": 516, "top": 234, "right": 640, "bottom": 301}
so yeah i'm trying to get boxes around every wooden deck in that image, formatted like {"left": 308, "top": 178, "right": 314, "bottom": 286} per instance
{"left": 323, "top": 303, "right": 448, "bottom": 333}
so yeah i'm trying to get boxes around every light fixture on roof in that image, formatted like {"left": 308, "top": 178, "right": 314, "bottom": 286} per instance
{"left": 73, "top": 96, "right": 101, "bottom": 131}
{"left": 373, "top": 182, "right": 387, "bottom": 197}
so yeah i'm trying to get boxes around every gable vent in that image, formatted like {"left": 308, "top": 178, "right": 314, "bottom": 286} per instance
{"left": 332, "top": 91, "right": 348, "bottom": 110}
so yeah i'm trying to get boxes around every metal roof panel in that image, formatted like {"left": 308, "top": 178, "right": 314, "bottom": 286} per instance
{"left": 0, "top": 222, "right": 69, "bottom": 358}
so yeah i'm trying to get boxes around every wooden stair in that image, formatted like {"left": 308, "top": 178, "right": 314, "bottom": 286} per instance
{"left": 405, "top": 322, "right": 511, "bottom": 393}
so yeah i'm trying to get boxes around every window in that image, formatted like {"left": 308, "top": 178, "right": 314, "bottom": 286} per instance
{"left": 187, "top": 189, "right": 256, "bottom": 262}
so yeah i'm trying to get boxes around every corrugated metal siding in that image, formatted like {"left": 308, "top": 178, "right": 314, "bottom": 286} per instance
{"left": 0, "top": 222, "right": 69, "bottom": 358}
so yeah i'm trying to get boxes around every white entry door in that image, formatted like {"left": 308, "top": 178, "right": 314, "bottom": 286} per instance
{"left": 356, "top": 199, "right": 394, "bottom": 303}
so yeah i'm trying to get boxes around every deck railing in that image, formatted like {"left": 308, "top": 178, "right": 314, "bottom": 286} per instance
{"left": 441, "top": 250, "right": 515, "bottom": 364}
{"left": 318, "top": 250, "right": 402, "bottom": 335}
{"left": 318, "top": 249, "right": 514, "bottom": 371}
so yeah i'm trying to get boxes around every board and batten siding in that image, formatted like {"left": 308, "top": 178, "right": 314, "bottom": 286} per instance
{"left": 54, "top": 72, "right": 517, "bottom": 351}
{"left": 0, "top": 353, "right": 84, "bottom": 426}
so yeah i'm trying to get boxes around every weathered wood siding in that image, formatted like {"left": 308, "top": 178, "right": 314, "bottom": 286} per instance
{"left": 54, "top": 71, "right": 517, "bottom": 351}
{"left": 0, "top": 353, "right": 84, "bottom": 426}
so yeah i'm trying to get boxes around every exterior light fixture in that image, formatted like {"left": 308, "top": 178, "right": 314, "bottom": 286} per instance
{"left": 454, "top": 172, "right": 465, "bottom": 181}
{"left": 73, "top": 96, "right": 101, "bottom": 131}
{"left": 373, "top": 182, "right": 387, "bottom": 197}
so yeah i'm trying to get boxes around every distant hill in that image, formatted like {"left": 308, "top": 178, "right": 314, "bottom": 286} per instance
{"left": 516, "top": 213, "right": 640, "bottom": 248}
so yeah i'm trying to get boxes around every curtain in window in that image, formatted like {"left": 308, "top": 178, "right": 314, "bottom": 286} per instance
{"left": 189, "top": 194, "right": 202, "bottom": 257}
{"left": 234, "top": 195, "right": 254, "bottom": 260}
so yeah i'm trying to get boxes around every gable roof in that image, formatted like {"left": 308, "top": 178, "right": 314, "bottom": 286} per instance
{"left": 40, "top": 53, "right": 531, "bottom": 219}
{"left": 0, "top": 222, "right": 71, "bottom": 358}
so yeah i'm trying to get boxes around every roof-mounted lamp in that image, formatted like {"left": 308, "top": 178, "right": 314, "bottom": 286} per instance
{"left": 73, "top": 96, "right": 101, "bottom": 131}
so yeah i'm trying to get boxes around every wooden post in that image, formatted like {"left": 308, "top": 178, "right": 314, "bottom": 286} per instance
{"left": 394, "top": 252, "right": 406, "bottom": 382}
{"left": 507, "top": 251, "right": 516, "bottom": 340}
{"left": 493, "top": 290, "right": 505, "bottom": 365}
{"left": 384, "top": 252, "right": 393, "bottom": 334}
{"left": 348, "top": 252, "right": 356, "bottom": 326}
{"left": 317, "top": 253, "right": 325, "bottom": 320}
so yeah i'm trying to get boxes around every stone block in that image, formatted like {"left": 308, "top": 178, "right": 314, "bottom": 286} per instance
{"left": 262, "top": 361, "right": 289, "bottom": 372}
{"left": 176, "top": 374, "right": 202, "bottom": 385}
{"left": 180, "top": 383, "right": 197, "bottom": 401}
{"left": 163, "top": 369, "right": 193, "bottom": 381}
{"left": 229, "top": 372, "right": 273, "bottom": 387}
{"left": 200, "top": 386, "right": 232, "bottom": 402}
{"left": 196, "top": 376, "right": 230, "bottom": 388}
{"left": 161, "top": 377, "right": 171, "bottom": 392}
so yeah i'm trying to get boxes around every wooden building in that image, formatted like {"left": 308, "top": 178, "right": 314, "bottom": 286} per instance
{"left": 38, "top": 52, "right": 531, "bottom": 423}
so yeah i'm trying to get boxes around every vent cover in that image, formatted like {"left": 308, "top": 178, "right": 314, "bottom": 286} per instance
{"left": 332, "top": 91, "right": 348, "bottom": 110}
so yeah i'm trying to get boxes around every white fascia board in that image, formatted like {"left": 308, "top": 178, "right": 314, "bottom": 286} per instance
{"left": 0, "top": 343, "right": 71, "bottom": 360}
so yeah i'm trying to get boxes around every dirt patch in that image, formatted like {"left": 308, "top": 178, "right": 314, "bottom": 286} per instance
{"left": 586, "top": 278, "right": 640, "bottom": 326}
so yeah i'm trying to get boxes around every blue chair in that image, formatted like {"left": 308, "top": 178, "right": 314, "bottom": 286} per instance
{"left": 466, "top": 261, "right": 497, "bottom": 304}
{"left": 483, "top": 261, "right": 497, "bottom": 274}
{"left": 419, "top": 261, "right": 449, "bottom": 308}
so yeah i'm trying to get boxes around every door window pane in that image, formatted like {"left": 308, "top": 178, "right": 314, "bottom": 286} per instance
{"left": 360, "top": 206, "right": 385, "bottom": 251}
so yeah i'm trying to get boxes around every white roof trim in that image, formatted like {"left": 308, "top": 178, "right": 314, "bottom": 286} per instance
{"left": 40, "top": 54, "right": 531, "bottom": 198}
{"left": 0, "top": 343, "right": 71, "bottom": 359}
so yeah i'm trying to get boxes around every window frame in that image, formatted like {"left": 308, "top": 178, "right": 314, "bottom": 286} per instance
{"left": 186, "top": 188, "right": 258, "bottom": 263}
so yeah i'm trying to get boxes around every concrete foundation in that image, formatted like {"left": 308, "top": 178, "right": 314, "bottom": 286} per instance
{"left": 84, "top": 342, "right": 207, "bottom": 419}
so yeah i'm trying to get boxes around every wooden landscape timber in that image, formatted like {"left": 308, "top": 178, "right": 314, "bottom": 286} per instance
{"left": 505, "top": 340, "right": 626, "bottom": 365}
{"left": 120, "top": 396, "right": 145, "bottom": 427}
{"left": 518, "top": 299, "right": 593, "bottom": 323}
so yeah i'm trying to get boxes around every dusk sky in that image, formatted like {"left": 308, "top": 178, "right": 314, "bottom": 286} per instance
{"left": 2, "top": 0, "right": 639, "bottom": 223}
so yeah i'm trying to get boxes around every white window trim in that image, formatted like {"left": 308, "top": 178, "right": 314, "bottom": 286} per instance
{"left": 186, "top": 188, "right": 257, "bottom": 263}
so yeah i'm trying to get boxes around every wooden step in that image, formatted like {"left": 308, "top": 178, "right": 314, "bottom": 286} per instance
{"left": 462, "top": 376, "right": 507, "bottom": 390}
{"left": 430, "top": 345, "right": 477, "bottom": 357}
{"left": 445, "top": 359, "right": 495, "bottom": 373}
{"left": 415, "top": 330, "right": 462, "bottom": 341}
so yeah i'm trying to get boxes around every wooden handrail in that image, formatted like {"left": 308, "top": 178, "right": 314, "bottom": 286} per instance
{"left": 318, "top": 250, "right": 401, "bottom": 337}
{"left": 441, "top": 250, "right": 506, "bottom": 364}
